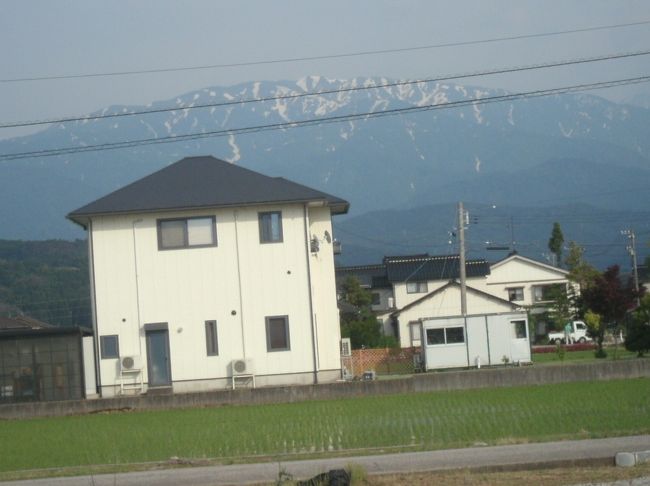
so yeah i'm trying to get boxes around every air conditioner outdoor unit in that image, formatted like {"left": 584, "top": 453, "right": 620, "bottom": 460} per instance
{"left": 340, "top": 338, "right": 352, "bottom": 357}
{"left": 231, "top": 359, "right": 253, "bottom": 376}
{"left": 120, "top": 355, "right": 142, "bottom": 372}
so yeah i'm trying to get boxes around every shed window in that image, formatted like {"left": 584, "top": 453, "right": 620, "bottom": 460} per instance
{"left": 512, "top": 320, "right": 527, "bottom": 339}
{"left": 426, "top": 326, "right": 465, "bottom": 346}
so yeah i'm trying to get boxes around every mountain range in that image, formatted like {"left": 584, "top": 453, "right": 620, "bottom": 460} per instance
{"left": 0, "top": 76, "right": 648, "bottom": 268}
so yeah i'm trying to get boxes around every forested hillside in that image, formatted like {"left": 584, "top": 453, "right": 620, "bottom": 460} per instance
{"left": 0, "top": 240, "right": 90, "bottom": 328}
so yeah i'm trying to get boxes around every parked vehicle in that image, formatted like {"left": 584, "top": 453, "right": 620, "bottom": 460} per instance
{"left": 547, "top": 321, "right": 592, "bottom": 344}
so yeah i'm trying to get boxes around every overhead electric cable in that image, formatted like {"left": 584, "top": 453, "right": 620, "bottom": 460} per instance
{"left": 2, "top": 19, "right": 649, "bottom": 83}
{"left": 2, "top": 49, "right": 649, "bottom": 129}
{"left": 2, "top": 75, "right": 649, "bottom": 161}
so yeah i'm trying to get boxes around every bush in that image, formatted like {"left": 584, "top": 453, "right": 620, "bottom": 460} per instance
{"left": 595, "top": 348, "right": 608, "bottom": 359}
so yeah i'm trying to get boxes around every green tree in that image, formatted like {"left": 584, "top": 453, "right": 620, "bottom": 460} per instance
{"left": 548, "top": 222, "right": 564, "bottom": 267}
{"left": 584, "top": 309, "right": 606, "bottom": 357}
{"left": 625, "top": 294, "right": 650, "bottom": 356}
{"left": 581, "top": 265, "right": 642, "bottom": 357}
{"left": 339, "top": 276, "right": 387, "bottom": 349}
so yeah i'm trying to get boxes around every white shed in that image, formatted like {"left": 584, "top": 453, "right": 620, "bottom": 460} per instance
{"left": 421, "top": 312, "right": 531, "bottom": 370}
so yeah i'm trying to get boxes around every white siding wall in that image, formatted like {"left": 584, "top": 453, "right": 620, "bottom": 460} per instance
{"left": 394, "top": 285, "right": 514, "bottom": 347}
{"left": 481, "top": 258, "right": 571, "bottom": 306}
{"left": 90, "top": 203, "right": 341, "bottom": 394}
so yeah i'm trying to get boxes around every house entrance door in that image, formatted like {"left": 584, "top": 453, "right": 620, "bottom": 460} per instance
{"left": 146, "top": 329, "right": 172, "bottom": 387}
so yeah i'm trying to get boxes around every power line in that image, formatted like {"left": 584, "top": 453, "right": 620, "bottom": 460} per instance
{"left": 3, "top": 49, "right": 649, "bottom": 129}
{"left": 2, "top": 74, "right": 649, "bottom": 161}
{"left": 3, "top": 20, "right": 649, "bottom": 84}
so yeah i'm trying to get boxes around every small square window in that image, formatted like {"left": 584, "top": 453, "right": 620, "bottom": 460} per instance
{"left": 512, "top": 320, "right": 527, "bottom": 339}
{"left": 259, "top": 211, "right": 283, "bottom": 243}
{"left": 100, "top": 335, "right": 119, "bottom": 359}
{"left": 205, "top": 320, "right": 219, "bottom": 356}
{"left": 406, "top": 281, "right": 428, "bottom": 294}
{"left": 371, "top": 292, "right": 381, "bottom": 306}
{"left": 266, "top": 316, "right": 290, "bottom": 351}
{"left": 507, "top": 287, "right": 524, "bottom": 301}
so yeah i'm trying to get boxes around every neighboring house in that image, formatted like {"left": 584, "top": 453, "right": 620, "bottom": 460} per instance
{"left": 0, "top": 316, "right": 95, "bottom": 402}
{"left": 391, "top": 281, "right": 521, "bottom": 348}
{"left": 336, "top": 254, "right": 493, "bottom": 347}
{"left": 336, "top": 252, "right": 573, "bottom": 348}
{"left": 68, "top": 155, "right": 348, "bottom": 397}
{"left": 480, "top": 253, "right": 572, "bottom": 308}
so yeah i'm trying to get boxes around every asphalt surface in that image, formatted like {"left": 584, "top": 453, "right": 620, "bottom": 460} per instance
{"left": 3, "top": 435, "right": 650, "bottom": 486}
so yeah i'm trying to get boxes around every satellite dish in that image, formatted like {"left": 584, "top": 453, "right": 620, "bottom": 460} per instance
{"left": 324, "top": 230, "right": 332, "bottom": 243}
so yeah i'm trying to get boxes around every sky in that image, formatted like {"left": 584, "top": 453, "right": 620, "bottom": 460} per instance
{"left": 1, "top": 0, "right": 650, "bottom": 139}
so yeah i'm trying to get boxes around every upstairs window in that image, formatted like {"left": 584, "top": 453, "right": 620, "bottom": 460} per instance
{"left": 507, "top": 287, "right": 524, "bottom": 301}
{"left": 259, "top": 211, "right": 283, "bottom": 243}
{"left": 371, "top": 292, "right": 381, "bottom": 306}
{"left": 406, "top": 281, "right": 428, "bottom": 294}
{"left": 532, "top": 283, "right": 565, "bottom": 303}
{"left": 157, "top": 217, "right": 217, "bottom": 250}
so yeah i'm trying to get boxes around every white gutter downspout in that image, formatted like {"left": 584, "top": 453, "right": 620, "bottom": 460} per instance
{"left": 132, "top": 219, "right": 144, "bottom": 359}
{"left": 234, "top": 210, "right": 247, "bottom": 359}
{"left": 303, "top": 204, "right": 319, "bottom": 384}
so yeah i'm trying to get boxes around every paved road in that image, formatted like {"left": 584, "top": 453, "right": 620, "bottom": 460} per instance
{"left": 3, "top": 435, "right": 649, "bottom": 486}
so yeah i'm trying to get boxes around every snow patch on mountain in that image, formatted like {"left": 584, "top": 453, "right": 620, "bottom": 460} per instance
{"left": 226, "top": 134, "right": 241, "bottom": 163}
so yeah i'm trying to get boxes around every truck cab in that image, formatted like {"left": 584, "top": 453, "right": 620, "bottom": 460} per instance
{"left": 547, "top": 320, "right": 591, "bottom": 344}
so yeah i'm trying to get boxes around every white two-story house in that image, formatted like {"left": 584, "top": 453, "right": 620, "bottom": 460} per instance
{"left": 68, "top": 156, "right": 348, "bottom": 396}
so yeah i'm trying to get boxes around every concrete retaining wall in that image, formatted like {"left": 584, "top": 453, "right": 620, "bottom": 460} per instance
{"left": 2, "top": 359, "right": 649, "bottom": 420}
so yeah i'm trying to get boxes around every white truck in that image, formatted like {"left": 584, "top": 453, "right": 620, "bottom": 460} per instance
{"left": 547, "top": 320, "right": 592, "bottom": 344}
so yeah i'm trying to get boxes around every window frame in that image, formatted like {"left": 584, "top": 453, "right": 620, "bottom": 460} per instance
{"left": 532, "top": 283, "right": 566, "bottom": 303}
{"left": 425, "top": 326, "right": 465, "bottom": 346}
{"left": 258, "top": 211, "right": 283, "bottom": 244}
{"left": 157, "top": 216, "right": 217, "bottom": 250}
{"left": 205, "top": 320, "right": 219, "bottom": 356}
{"left": 371, "top": 292, "right": 381, "bottom": 306}
{"left": 507, "top": 287, "right": 524, "bottom": 302}
{"left": 406, "top": 281, "right": 428, "bottom": 294}
{"left": 100, "top": 335, "right": 120, "bottom": 359}
{"left": 511, "top": 320, "right": 527, "bottom": 339}
{"left": 265, "top": 315, "right": 290, "bottom": 352}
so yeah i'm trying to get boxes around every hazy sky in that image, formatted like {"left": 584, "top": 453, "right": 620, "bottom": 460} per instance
{"left": 2, "top": 0, "right": 650, "bottom": 139}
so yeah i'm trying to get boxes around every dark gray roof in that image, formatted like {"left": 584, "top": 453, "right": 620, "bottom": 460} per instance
{"left": 68, "top": 156, "right": 349, "bottom": 225}
{"left": 384, "top": 254, "right": 490, "bottom": 282}
{"left": 0, "top": 315, "right": 53, "bottom": 331}
{"left": 335, "top": 254, "right": 490, "bottom": 288}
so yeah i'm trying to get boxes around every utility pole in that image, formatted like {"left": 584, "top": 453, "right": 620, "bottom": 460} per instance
{"left": 622, "top": 229, "right": 640, "bottom": 306}
{"left": 458, "top": 202, "right": 467, "bottom": 316}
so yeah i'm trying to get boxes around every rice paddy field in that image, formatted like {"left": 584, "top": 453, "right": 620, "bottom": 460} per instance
{"left": 1, "top": 378, "right": 649, "bottom": 475}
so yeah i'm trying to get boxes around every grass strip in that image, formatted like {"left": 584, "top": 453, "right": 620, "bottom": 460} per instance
{"left": 0, "top": 378, "right": 649, "bottom": 474}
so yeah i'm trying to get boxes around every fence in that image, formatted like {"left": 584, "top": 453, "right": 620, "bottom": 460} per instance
{"left": 344, "top": 347, "right": 421, "bottom": 377}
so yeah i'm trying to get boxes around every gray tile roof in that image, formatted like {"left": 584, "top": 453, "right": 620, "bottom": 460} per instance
{"left": 383, "top": 254, "right": 490, "bottom": 282}
{"left": 68, "top": 156, "right": 349, "bottom": 225}
{"left": 335, "top": 254, "right": 490, "bottom": 287}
